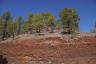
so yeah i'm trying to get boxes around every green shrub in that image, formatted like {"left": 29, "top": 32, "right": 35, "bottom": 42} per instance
{"left": 69, "top": 34, "right": 77, "bottom": 39}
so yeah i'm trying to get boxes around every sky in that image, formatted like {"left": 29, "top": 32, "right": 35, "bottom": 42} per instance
{"left": 0, "top": 0, "right": 96, "bottom": 32}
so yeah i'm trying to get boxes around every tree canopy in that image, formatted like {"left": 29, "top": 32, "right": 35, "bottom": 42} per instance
{"left": 60, "top": 8, "right": 80, "bottom": 34}
{"left": 0, "top": 8, "right": 80, "bottom": 40}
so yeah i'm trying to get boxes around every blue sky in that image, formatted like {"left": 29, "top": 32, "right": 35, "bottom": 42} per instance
{"left": 0, "top": 0, "right": 96, "bottom": 32}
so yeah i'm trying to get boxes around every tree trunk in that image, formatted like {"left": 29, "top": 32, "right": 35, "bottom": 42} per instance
{"left": 17, "top": 24, "right": 21, "bottom": 35}
{"left": 67, "top": 21, "right": 71, "bottom": 34}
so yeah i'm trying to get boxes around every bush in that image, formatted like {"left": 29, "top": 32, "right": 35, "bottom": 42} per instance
{"left": 69, "top": 34, "right": 77, "bottom": 39}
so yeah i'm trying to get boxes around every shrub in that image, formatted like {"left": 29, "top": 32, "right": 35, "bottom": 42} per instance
{"left": 69, "top": 34, "right": 77, "bottom": 39}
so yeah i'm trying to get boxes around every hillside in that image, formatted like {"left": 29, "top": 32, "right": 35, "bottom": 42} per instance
{"left": 0, "top": 32, "right": 96, "bottom": 64}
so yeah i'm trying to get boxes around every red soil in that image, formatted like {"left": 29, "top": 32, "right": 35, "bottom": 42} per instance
{"left": 0, "top": 36, "right": 96, "bottom": 64}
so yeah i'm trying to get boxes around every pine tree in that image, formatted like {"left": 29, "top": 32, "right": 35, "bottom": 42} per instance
{"left": 42, "top": 10, "right": 56, "bottom": 33}
{"left": 60, "top": 8, "right": 80, "bottom": 34}
{"left": 2, "top": 11, "right": 11, "bottom": 40}
{"left": 17, "top": 16, "right": 23, "bottom": 35}
{"left": 0, "top": 16, "right": 3, "bottom": 39}
{"left": 7, "top": 19, "right": 16, "bottom": 39}
{"left": 32, "top": 13, "right": 43, "bottom": 33}
{"left": 55, "top": 20, "right": 61, "bottom": 31}
{"left": 28, "top": 13, "right": 34, "bottom": 34}
{"left": 22, "top": 21, "right": 30, "bottom": 34}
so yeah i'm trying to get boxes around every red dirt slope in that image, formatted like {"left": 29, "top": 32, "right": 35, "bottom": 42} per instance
{"left": 0, "top": 36, "right": 96, "bottom": 64}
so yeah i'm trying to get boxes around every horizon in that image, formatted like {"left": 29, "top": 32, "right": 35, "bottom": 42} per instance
{"left": 0, "top": 0, "right": 96, "bottom": 32}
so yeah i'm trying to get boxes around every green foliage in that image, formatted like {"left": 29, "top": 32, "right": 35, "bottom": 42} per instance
{"left": 42, "top": 10, "right": 56, "bottom": 33}
{"left": 2, "top": 11, "right": 12, "bottom": 40}
{"left": 2, "top": 11, "right": 11, "bottom": 21}
{"left": 22, "top": 21, "right": 30, "bottom": 33}
{"left": 0, "top": 20, "right": 3, "bottom": 38}
{"left": 43, "top": 10, "right": 56, "bottom": 26}
{"left": 17, "top": 16, "right": 23, "bottom": 35}
{"left": 0, "top": 8, "right": 80, "bottom": 40}
{"left": 28, "top": 13, "right": 33, "bottom": 24}
{"left": 32, "top": 13, "right": 43, "bottom": 33}
{"left": 55, "top": 20, "right": 61, "bottom": 29}
{"left": 60, "top": 8, "right": 80, "bottom": 34}
{"left": 69, "top": 34, "right": 77, "bottom": 39}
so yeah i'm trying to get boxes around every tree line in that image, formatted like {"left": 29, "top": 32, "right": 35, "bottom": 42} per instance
{"left": 0, "top": 8, "right": 80, "bottom": 40}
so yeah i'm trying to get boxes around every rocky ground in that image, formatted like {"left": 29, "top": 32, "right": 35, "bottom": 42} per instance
{"left": 0, "top": 32, "right": 96, "bottom": 64}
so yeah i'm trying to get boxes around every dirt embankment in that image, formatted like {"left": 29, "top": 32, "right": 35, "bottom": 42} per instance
{"left": 0, "top": 33, "right": 96, "bottom": 64}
